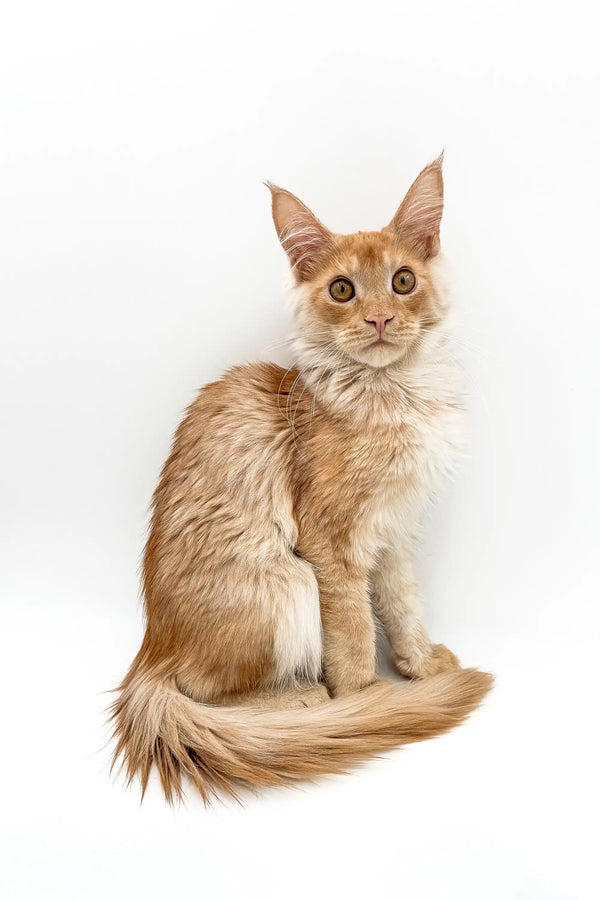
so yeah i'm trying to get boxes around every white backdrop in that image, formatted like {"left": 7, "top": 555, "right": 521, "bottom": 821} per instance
{"left": 1, "top": 2, "right": 599, "bottom": 898}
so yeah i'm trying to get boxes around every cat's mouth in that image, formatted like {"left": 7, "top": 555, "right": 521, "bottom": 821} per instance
{"left": 367, "top": 337, "right": 394, "bottom": 348}
{"left": 341, "top": 334, "right": 411, "bottom": 368}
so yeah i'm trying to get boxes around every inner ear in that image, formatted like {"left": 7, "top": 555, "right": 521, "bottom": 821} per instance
{"left": 267, "top": 184, "right": 334, "bottom": 281}
{"left": 383, "top": 159, "right": 444, "bottom": 259}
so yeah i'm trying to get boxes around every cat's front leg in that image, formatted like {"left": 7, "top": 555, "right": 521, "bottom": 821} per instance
{"left": 312, "top": 556, "right": 377, "bottom": 698}
{"left": 370, "top": 544, "right": 460, "bottom": 679}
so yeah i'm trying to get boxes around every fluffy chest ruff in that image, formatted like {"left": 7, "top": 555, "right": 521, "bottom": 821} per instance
{"left": 363, "top": 401, "right": 463, "bottom": 554}
{"left": 290, "top": 361, "right": 464, "bottom": 563}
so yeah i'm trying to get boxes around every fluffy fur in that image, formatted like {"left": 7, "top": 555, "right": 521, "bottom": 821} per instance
{"left": 110, "top": 157, "right": 492, "bottom": 803}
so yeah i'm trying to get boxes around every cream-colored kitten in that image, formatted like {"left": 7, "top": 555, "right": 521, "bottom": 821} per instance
{"left": 111, "top": 157, "right": 492, "bottom": 803}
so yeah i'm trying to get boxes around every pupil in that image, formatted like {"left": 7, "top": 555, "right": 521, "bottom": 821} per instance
{"left": 339, "top": 283, "right": 345, "bottom": 292}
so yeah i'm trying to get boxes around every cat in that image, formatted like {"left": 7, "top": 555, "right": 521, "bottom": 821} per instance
{"left": 110, "top": 156, "right": 492, "bottom": 803}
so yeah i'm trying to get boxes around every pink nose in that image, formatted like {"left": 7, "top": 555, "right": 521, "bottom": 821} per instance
{"left": 365, "top": 314, "right": 394, "bottom": 335}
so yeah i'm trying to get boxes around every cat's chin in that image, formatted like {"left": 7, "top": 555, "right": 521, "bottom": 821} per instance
{"left": 346, "top": 340, "right": 411, "bottom": 369}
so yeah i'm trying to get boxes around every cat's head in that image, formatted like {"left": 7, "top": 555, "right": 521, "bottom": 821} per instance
{"left": 269, "top": 157, "right": 448, "bottom": 370}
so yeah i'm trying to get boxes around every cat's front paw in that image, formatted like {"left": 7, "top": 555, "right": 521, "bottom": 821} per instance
{"left": 423, "top": 643, "right": 461, "bottom": 675}
{"left": 395, "top": 643, "right": 461, "bottom": 679}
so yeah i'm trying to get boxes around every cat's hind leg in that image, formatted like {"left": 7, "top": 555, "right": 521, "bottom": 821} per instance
{"left": 269, "top": 553, "right": 323, "bottom": 687}
{"left": 175, "top": 549, "right": 323, "bottom": 703}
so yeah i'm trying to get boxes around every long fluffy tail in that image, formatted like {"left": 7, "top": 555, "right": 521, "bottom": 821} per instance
{"left": 110, "top": 669, "right": 492, "bottom": 803}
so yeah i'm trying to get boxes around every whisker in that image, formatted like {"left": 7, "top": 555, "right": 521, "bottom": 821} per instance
{"left": 290, "top": 342, "right": 340, "bottom": 447}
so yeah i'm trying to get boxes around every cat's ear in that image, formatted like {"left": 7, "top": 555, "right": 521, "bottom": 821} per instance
{"left": 267, "top": 183, "right": 335, "bottom": 281}
{"left": 383, "top": 156, "right": 444, "bottom": 259}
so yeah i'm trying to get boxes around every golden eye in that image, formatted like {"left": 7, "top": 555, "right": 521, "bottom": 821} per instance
{"left": 392, "top": 268, "right": 416, "bottom": 294}
{"left": 329, "top": 278, "right": 355, "bottom": 302}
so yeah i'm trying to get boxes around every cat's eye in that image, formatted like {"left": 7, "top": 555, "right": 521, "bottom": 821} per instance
{"left": 392, "top": 268, "right": 416, "bottom": 294}
{"left": 329, "top": 278, "right": 355, "bottom": 302}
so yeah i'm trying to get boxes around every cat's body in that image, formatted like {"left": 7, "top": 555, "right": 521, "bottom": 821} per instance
{"left": 111, "top": 159, "right": 492, "bottom": 802}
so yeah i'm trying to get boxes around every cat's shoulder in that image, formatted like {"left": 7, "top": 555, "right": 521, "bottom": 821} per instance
{"left": 184, "top": 361, "right": 296, "bottom": 424}
{"left": 190, "top": 361, "right": 282, "bottom": 396}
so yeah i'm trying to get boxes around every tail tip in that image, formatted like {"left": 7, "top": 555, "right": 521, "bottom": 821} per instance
{"left": 455, "top": 666, "right": 495, "bottom": 710}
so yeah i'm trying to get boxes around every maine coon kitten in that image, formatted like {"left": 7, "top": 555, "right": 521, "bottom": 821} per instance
{"left": 111, "top": 157, "right": 492, "bottom": 803}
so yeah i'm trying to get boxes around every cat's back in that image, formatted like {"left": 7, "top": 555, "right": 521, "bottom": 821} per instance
{"left": 154, "top": 362, "right": 296, "bottom": 519}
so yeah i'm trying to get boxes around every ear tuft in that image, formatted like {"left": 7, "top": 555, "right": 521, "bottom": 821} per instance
{"left": 432, "top": 149, "right": 445, "bottom": 168}
{"left": 266, "top": 183, "right": 334, "bottom": 281}
{"left": 384, "top": 157, "right": 445, "bottom": 259}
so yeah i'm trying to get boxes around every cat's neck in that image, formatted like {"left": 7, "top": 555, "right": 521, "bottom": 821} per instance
{"left": 292, "top": 329, "right": 460, "bottom": 426}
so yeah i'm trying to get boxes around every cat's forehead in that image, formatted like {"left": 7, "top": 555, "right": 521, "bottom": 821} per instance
{"left": 330, "top": 230, "right": 412, "bottom": 275}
